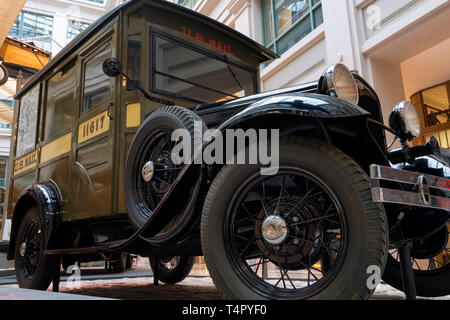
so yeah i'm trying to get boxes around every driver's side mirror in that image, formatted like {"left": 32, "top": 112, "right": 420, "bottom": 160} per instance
{"left": 102, "top": 58, "right": 122, "bottom": 78}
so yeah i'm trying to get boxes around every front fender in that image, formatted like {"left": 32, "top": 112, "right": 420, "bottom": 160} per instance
{"left": 7, "top": 183, "right": 62, "bottom": 259}
{"left": 219, "top": 93, "right": 369, "bottom": 130}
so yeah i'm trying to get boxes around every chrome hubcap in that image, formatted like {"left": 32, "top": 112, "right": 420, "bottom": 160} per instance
{"left": 142, "top": 161, "right": 155, "bottom": 182}
{"left": 261, "top": 215, "right": 288, "bottom": 245}
{"left": 19, "top": 242, "right": 27, "bottom": 257}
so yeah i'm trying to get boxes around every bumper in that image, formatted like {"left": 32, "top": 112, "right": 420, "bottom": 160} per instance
{"left": 370, "top": 165, "right": 450, "bottom": 210}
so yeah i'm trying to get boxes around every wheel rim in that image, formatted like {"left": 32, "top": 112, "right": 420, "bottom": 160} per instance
{"left": 160, "top": 256, "right": 181, "bottom": 270}
{"left": 17, "top": 218, "right": 42, "bottom": 280}
{"left": 224, "top": 168, "right": 348, "bottom": 299}
{"left": 133, "top": 128, "right": 183, "bottom": 229}
{"left": 389, "top": 222, "right": 449, "bottom": 273}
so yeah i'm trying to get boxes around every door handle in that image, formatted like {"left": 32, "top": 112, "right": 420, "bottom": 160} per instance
{"left": 107, "top": 103, "right": 114, "bottom": 120}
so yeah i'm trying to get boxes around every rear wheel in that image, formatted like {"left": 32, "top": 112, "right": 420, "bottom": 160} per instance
{"left": 109, "top": 252, "right": 128, "bottom": 273}
{"left": 14, "top": 207, "right": 57, "bottom": 290}
{"left": 201, "top": 137, "right": 388, "bottom": 300}
{"left": 150, "top": 256, "right": 195, "bottom": 284}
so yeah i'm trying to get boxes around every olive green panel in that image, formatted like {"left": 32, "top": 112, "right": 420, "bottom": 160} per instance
{"left": 38, "top": 156, "right": 70, "bottom": 211}
{"left": 117, "top": 132, "right": 136, "bottom": 213}
{"left": 9, "top": 171, "right": 36, "bottom": 219}
{"left": 72, "top": 138, "right": 113, "bottom": 220}
{"left": 144, "top": 5, "right": 261, "bottom": 69}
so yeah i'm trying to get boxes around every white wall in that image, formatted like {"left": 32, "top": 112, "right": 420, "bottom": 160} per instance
{"left": 0, "top": 129, "right": 11, "bottom": 158}
{"left": 401, "top": 38, "right": 450, "bottom": 100}
{"left": 370, "top": 57, "right": 406, "bottom": 124}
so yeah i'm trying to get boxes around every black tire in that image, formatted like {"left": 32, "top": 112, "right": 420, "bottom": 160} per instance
{"left": 201, "top": 137, "right": 388, "bottom": 300}
{"left": 109, "top": 252, "right": 128, "bottom": 273}
{"left": 124, "top": 106, "right": 206, "bottom": 244}
{"left": 382, "top": 224, "right": 450, "bottom": 297}
{"left": 126, "top": 254, "right": 134, "bottom": 269}
{"left": 14, "top": 207, "right": 58, "bottom": 290}
{"left": 0, "top": 64, "right": 8, "bottom": 86}
{"left": 150, "top": 256, "right": 195, "bottom": 284}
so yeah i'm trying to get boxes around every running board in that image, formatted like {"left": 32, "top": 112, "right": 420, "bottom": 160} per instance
{"left": 370, "top": 165, "right": 450, "bottom": 210}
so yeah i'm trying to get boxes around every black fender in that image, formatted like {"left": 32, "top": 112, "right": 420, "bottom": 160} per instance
{"left": 218, "top": 93, "right": 369, "bottom": 130}
{"left": 213, "top": 93, "right": 388, "bottom": 172}
{"left": 7, "top": 183, "right": 62, "bottom": 260}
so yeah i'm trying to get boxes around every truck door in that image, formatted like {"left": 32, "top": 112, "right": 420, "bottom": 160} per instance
{"left": 71, "top": 32, "right": 118, "bottom": 220}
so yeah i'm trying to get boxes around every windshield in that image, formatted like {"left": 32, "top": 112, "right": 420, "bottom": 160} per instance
{"left": 152, "top": 33, "right": 258, "bottom": 104}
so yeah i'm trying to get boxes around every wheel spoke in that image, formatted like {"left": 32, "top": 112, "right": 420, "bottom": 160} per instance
{"left": 260, "top": 200, "right": 269, "bottom": 218}
{"left": 283, "top": 244, "right": 320, "bottom": 280}
{"left": 154, "top": 176, "right": 172, "bottom": 187}
{"left": 273, "top": 247, "right": 287, "bottom": 289}
{"left": 284, "top": 186, "right": 318, "bottom": 218}
{"left": 275, "top": 176, "right": 287, "bottom": 214}
{"left": 291, "top": 213, "right": 337, "bottom": 227}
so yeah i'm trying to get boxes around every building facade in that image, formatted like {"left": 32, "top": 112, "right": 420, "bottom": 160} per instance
{"left": 8, "top": 0, "right": 113, "bottom": 55}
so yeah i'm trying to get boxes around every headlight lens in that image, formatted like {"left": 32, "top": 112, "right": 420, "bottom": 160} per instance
{"left": 319, "top": 63, "right": 359, "bottom": 105}
{"left": 389, "top": 101, "right": 421, "bottom": 141}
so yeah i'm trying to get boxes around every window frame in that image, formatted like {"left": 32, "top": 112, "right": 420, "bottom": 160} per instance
{"left": 80, "top": 41, "right": 114, "bottom": 114}
{"left": 41, "top": 58, "right": 78, "bottom": 143}
{"left": 262, "top": 0, "right": 322, "bottom": 54}
{"left": 15, "top": 84, "right": 41, "bottom": 159}
{"left": 126, "top": 33, "right": 142, "bottom": 92}
{"left": 150, "top": 29, "right": 259, "bottom": 105}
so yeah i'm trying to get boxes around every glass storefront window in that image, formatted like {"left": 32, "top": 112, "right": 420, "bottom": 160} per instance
{"left": 9, "top": 11, "right": 53, "bottom": 52}
{"left": 0, "top": 158, "right": 7, "bottom": 189}
{"left": 362, "top": 0, "right": 424, "bottom": 39}
{"left": 411, "top": 81, "right": 450, "bottom": 147}
{"left": 262, "top": 0, "right": 322, "bottom": 55}
{"left": 67, "top": 20, "right": 91, "bottom": 41}
{"left": 177, "top": 0, "right": 199, "bottom": 9}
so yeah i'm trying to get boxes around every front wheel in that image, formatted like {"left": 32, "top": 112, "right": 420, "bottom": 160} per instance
{"left": 201, "top": 137, "right": 388, "bottom": 300}
{"left": 149, "top": 256, "right": 195, "bottom": 284}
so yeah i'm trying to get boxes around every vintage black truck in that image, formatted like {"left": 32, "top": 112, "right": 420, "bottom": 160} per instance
{"left": 5, "top": 0, "right": 449, "bottom": 300}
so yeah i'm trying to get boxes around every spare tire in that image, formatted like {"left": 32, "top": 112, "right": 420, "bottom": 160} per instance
{"left": 124, "top": 106, "right": 206, "bottom": 244}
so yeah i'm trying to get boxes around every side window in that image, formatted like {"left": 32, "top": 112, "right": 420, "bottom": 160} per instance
{"left": 83, "top": 45, "right": 112, "bottom": 112}
{"left": 44, "top": 59, "right": 76, "bottom": 141}
{"left": 16, "top": 85, "right": 39, "bottom": 157}
{"left": 127, "top": 34, "right": 141, "bottom": 91}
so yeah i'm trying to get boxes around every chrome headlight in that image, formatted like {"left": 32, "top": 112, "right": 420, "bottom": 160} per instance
{"left": 389, "top": 101, "right": 421, "bottom": 141}
{"left": 319, "top": 63, "right": 359, "bottom": 105}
